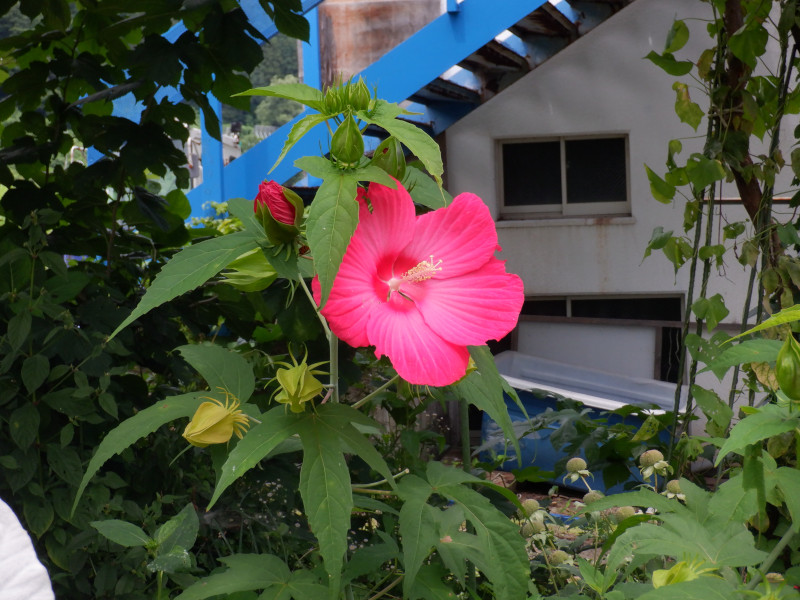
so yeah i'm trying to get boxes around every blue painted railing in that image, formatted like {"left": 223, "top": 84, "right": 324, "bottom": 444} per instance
{"left": 187, "top": 0, "right": 549, "bottom": 216}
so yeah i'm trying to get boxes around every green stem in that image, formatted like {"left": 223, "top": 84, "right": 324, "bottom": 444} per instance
{"left": 298, "top": 276, "right": 331, "bottom": 339}
{"left": 746, "top": 526, "right": 796, "bottom": 590}
{"left": 156, "top": 570, "right": 164, "bottom": 600}
{"left": 352, "top": 468, "right": 409, "bottom": 489}
{"left": 351, "top": 375, "right": 399, "bottom": 409}
{"left": 460, "top": 399, "right": 471, "bottom": 472}
{"left": 329, "top": 331, "right": 339, "bottom": 403}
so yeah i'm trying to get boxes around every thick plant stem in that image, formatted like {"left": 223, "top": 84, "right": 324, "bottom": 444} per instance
{"left": 746, "top": 526, "right": 796, "bottom": 590}
{"left": 459, "top": 399, "right": 478, "bottom": 596}
{"left": 330, "top": 331, "right": 339, "bottom": 403}
{"left": 460, "top": 399, "right": 471, "bottom": 472}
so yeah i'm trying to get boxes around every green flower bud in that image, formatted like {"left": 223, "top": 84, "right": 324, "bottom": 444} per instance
{"left": 615, "top": 506, "right": 636, "bottom": 522}
{"left": 583, "top": 490, "right": 604, "bottom": 504}
{"left": 521, "top": 519, "right": 545, "bottom": 537}
{"left": 330, "top": 114, "right": 364, "bottom": 167}
{"left": 520, "top": 499, "right": 539, "bottom": 517}
{"left": 370, "top": 137, "right": 406, "bottom": 181}
{"left": 350, "top": 77, "right": 371, "bottom": 111}
{"left": 776, "top": 335, "right": 800, "bottom": 398}
{"left": 639, "top": 449, "right": 664, "bottom": 468}
{"left": 566, "top": 457, "right": 587, "bottom": 473}
{"left": 665, "top": 479, "right": 682, "bottom": 495}
{"left": 548, "top": 550, "right": 570, "bottom": 566}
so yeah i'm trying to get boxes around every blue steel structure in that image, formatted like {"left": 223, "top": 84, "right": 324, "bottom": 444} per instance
{"left": 106, "top": 0, "right": 633, "bottom": 217}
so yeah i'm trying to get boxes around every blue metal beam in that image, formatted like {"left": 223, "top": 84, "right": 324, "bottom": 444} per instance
{"left": 188, "top": 0, "right": 548, "bottom": 211}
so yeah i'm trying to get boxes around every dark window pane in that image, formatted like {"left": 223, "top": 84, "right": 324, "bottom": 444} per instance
{"left": 503, "top": 141, "right": 561, "bottom": 206}
{"left": 521, "top": 299, "right": 567, "bottom": 316}
{"left": 565, "top": 138, "right": 626, "bottom": 204}
{"left": 571, "top": 297, "right": 682, "bottom": 321}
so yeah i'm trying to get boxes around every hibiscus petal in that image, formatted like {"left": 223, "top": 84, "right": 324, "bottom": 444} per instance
{"left": 402, "top": 193, "right": 498, "bottom": 279}
{"left": 414, "top": 257, "right": 524, "bottom": 346}
{"left": 366, "top": 298, "right": 470, "bottom": 386}
{"left": 353, "top": 180, "right": 416, "bottom": 267}
{"left": 313, "top": 256, "right": 374, "bottom": 348}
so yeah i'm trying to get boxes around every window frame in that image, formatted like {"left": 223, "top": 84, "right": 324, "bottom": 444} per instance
{"left": 497, "top": 133, "right": 631, "bottom": 219}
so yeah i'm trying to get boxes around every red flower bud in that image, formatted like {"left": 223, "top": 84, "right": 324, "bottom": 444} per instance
{"left": 254, "top": 180, "right": 295, "bottom": 225}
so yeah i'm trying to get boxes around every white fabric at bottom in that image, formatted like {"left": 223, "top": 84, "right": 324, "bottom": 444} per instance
{"left": 0, "top": 499, "right": 55, "bottom": 600}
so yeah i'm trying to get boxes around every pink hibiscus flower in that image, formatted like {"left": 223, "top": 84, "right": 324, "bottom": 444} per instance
{"left": 314, "top": 181, "right": 524, "bottom": 386}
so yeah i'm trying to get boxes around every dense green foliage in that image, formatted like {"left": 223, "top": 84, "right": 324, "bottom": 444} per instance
{"left": 0, "top": 1, "right": 312, "bottom": 597}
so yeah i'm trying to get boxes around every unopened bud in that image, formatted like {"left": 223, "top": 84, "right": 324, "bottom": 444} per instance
{"left": 776, "top": 335, "right": 800, "bottom": 398}
{"left": 370, "top": 137, "right": 406, "bottom": 181}
{"left": 331, "top": 114, "right": 364, "bottom": 167}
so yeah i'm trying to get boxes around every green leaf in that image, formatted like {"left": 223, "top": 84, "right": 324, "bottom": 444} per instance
{"left": 7, "top": 310, "right": 31, "bottom": 350}
{"left": 685, "top": 155, "right": 726, "bottom": 191}
{"left": 729, "top": 24, "right": 768, "bottom": 70}
{"left": 46, "top": 444, "right": 83, "bottom": 487}
{"left": 775, "top": 467, "right": 800, "bottom": 531}
{"left": 9, "top": 402, "right": 39, "bottom": 450}
{"left": 701, "top": 339, "right": 782, "bottom": 378}
{"left": 21, "top": 354, "right": 49, "bottom": 394}
{"left": 690, "top": 385, "right": 732, "bottom": 429}
{"left": 716, "top": 404, "right": 799, "bottom": 464}
{"left": 357, "top": 101, "right": 443, "bottom": 184}
{"left": 227, "top": 197, "right": 269, "bottom": 243}
{"left": 173, "top": 554, "right": 291, "bottom": 600}
{"left": 405, "top": 164, "right": 451, "bottom": 209}
{"left": 433, "top": 465, "right": 529, "bottom": 600}
{"left": 270, "top": 112, "right": 330, "bottom": 174}
{"left": 644, "top": 164, "right": 675, "bottom": 203}
{"left": 177, "top": 344, "right": 255, "bottom": 402}
{"left": 296, "top": 412, "right": 354, "bottom": 597}
{"left": 147, "top": 546, "right": 193, "bottom": 575}
{"left": 91, "top": 519, "right": 152, "bottom": 547}
{"left": 691, "top": 294, "right": 728, "bottom": 331}
{"left": 645, "top": 51, "right": 693, "bottom": 76}
{"left": 306, "top": 173, "right": 359, "bottom": 307}
{"left": 453, "top": 346, "right": 521, "bottom": 464}
{"left": 397, "top": 475, "right": 437, "bottom": 597}
{"left": 235, "top": 82, "right": 326, "bottom": 113}
{"left": 673, "top": 82, "right": 704, "bottom": 131}
{"left": 636, "top": 577, "right": 737, "bottom": 600}
{"left": 408, "top": 563, "right": 458, "bottom": 600}
{"left": 707, "top": 473, "right": 757, "bottom": 524}
{"left": 207, "top": 407, "right": 299, "bottom": 509}
{"left": 72, "top": 392, "right": 210, "bottom": 515}
{"left": 155, "top": 503, "right": 199, "bottom": 555}
{"left": 24, "top": 499, "right": 53, "bottom": 539}
{"left": 732, "top": 304, "right": 800, "bottom": 340}
{"left": 109, "top": 230, "right": 258, "bottom": 339}
{"left": 665, "top": 19, "right": 690, "bottom": 53}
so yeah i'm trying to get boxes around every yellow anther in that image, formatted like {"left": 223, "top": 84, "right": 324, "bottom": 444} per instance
{"left": 402, "top": 255, "right": 442, "bottom": 283}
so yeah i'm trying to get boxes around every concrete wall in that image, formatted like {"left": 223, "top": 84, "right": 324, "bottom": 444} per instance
{"left": 444, "top": 0, "right": 793, "bottom": 384}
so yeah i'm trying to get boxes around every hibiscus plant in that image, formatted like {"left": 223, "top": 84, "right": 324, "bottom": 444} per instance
{"left": 74, "top": 79, "right": 532, "bottom": 600}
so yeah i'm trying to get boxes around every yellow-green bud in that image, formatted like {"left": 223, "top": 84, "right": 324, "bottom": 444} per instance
{"left": 521, "top": 519, "right": 545, "bottom": 537}
{"left": 350, "top": 77, "right": 371, "bottom": 111}
{"left": 615, "top": 506, "right": 636, "bottom": 522}
{"left": 275, "top": 362, "right": 325, "bottom": 413}
{"left": 639, "top": 449, "right": 664, "bottom": 468}
{"left": 776, "top": 335, "right": 800, "bottom": 398}
{"left": 331, "top": 114, "right": 364, "bottom": 167}
{"left": 566, "top": 457, "right": 587, "bottom": 473}
{"left": 583, "top": 490, "right": 604, "bottom": 504}
{"left": 548, "top": 550, "right": 570, "bottom": 566}
{"left": 183, "top": 392, "right": 250, "bottom": 447}
{"left": 665, "top": 479, "right": 682, "bottom": 495}
{"left": 370, "top": 137, "right": 406, "bottom": 181}
{"left": 520, "top": 499, "right": 539, "bottom": 517}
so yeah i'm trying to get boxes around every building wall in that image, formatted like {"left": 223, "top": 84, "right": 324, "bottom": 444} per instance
{"left": 444, "top": 0, "right": 790, "bottom": 383}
